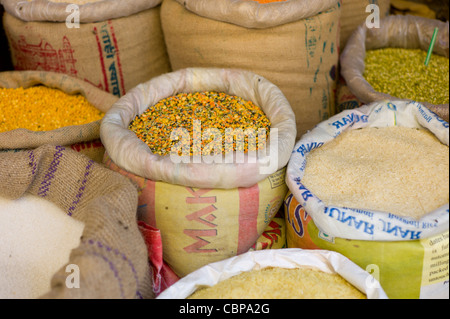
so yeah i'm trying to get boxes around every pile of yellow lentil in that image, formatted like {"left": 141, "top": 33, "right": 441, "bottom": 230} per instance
{"left": 364, "top": 48, "right": 449, "bottom": 105}
{"left": 0, "top": 86, "right": 104, "bottom": 132}
{"left": 128, "top": 91, "right": 271, "bottom": 156}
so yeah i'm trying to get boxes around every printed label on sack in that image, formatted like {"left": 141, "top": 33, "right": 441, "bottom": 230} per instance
{"left": 420, "top": 232, "right": 449, "bottom": 287}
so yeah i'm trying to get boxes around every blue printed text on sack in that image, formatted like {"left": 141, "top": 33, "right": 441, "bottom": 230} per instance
{"left": 330, "top": 113, "right": 368, "bottom": 130}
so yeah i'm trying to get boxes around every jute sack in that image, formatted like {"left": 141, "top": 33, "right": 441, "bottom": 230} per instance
{"left": 0, "top": 144, "right": 152, "bottom": 299}
{"left": 340, "top": 0, "right": 390, "bottom": 50}
{"left": 100, "top": 67, "right": 296, "bottom": 276}
{"left": 161, "top": 0, "right": 341, "bottom": 139}
{"left": 340, "top": 15, "right": 449, "bottom": 122}
{"left": 0, "top": 70, "right": 118, "bottom": 162}
{"left": 2, "top": 0, "right": 170, "bottom": 97}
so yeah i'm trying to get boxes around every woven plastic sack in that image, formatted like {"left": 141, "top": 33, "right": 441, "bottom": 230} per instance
{"left": 100, "top": 67, "right": 296, "bottom": 189}
{"left": 1, "top": 0, "right": 170, "bottom": 97}
{"left": 161, "top": 0, "right": 340, "bottom": 139}
{"left": 340, "top": 15, "right": 449, "bottom": 122}
{"left": 285, "top": 191, "right": 449, "bottom": 299}
{"left": 157, "top": 248, "right": 388, "bottom": 299}
{"left": 0, "top": 70, "right": 117, "bottom": 162}
{"left": 286, "top": 100, "right": 449, "bottom": 242}
{"left": 0, "top": 144, "right": 152, "bottom": 299}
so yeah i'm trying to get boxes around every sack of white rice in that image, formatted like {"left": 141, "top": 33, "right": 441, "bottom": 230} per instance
{"left": 1, "top": 0, "right": 170, "bottom": 97}
{"left": 0, "top": 70, "right": 118, "bottom": 162}
{"left": 157, "top": 248, "right": 388, "bottom": 299}
{"left": 340, "top": 15, "right": 449, "bottom": 122}
{"left": 161, "top": 0, "right": 341, "bottom": 139}
{"left": 0, "top": 144, "right": 152, "bottom": 299}
{"left": 285, "top": 100, "right": 449, "bottom": 299}
{"left": 100, "top": 67, "right": 296, "bottom": 277}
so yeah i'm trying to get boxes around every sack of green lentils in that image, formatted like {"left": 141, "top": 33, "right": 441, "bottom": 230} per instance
{"left": 0, "top": 144, "right": 152, "bottom": 299}
{"left": 1, "top": 0, "right": 170, "bottom": 98}
{"left": 100, "top": 67, "right": 297, "bottom": 276}
{"left": 161, "top": 0, "right": 341, "bottom": 139}
{"left": 0, "top": 70, "right": 118, "bottom": 162}
{"left": 340, "top": 15, "right": 449, "bottom": 122}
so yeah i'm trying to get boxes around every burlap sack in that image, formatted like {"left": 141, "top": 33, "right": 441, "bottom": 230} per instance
{"left": 2, "top": 0, "right": 170, "bottom": 97}
{"left": 0, "top": 70, "right": 117, "bottom": 161}
{"left": 161, "top": 0, "right": 341, "bottom": 139}
{"left": 340, "top": 15, "right": 449, "bottom": 122}
{"left": 340, "top": 0, "right": 391, "bottom": 50}
{"left": 0, "top": 144, "right": 152, "bottom": 299}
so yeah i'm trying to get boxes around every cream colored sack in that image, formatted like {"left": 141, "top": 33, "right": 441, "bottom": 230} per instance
{"left": 161, "top": 0, "right": 341, "bottom": 139}
{"left": 2, "top": 0, "right": 170, "bottom": 97}
{"left": 340, "top": 15, "right": 449, "bottom": 122}
{"left": 100, "top": 67, "right": 297, "bottom": 189}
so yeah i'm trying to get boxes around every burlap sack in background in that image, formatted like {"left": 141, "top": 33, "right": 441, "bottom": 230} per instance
{"left": 161, "top": 0, "right": 341, "bottom": 140}
{"left": 0, "top": 144, "right": 152, "bottom": 299}
{"left": 340, "top": 15, "right": 449, "bottom": 122}
{"left": 339, "top": 0, "right": 391, "bottom": 50}
{"left": 1, "top": 0, "right": 170, "bottom": 97}
{"left": 0, "top": 70, "right": 118, "bottom": 162}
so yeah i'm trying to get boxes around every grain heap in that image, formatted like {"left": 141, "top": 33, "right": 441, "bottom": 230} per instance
{"left": 188, "top": 266, "right": 366, "bottom": 299}
{"left": 364, "top": 48, "right": 449, "bottom": 105}
{"left": 0, "top": 87, "right": 104, "bottom": 133}
{"left": 0, "top": 194, "right": 84, "bottom": 299}
{"left": 128, "top": 91, "right": 271, "bottom": 156}
{"left": 301, "top": 126, "right": 449, "bottom": 220}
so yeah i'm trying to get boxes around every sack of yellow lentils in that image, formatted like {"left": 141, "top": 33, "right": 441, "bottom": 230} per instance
{"left": 340, "top": 15, "right": 449, "bottom": 122}
{"left": 0, "top": 144, "right": 152, "bottom": 299}
{"left": 100, "top": 67, "right": 296, "bottom": 276}
{"left": 1, "top": 0, "right": 170, "bottom": 98}
{"left": 160, "top": 0, "right": 341, "bottom": 139}
{"left": 339, "top": 0, "right": 390, "bottom": 50}
{"left": 0, "top": 70, "right": 117, "bottom": 162}
{"left": 285, "top": 100, "right": 449, "bottom": 299}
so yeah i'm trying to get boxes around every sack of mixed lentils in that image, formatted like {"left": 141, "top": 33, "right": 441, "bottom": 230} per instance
{"left": 1, "top": 0, "right": 171, "bottom": 98}
{"left": 100, "top": 67, "right": 296, "bottom": 276}
{"left": 340, "top": 15, "right": 449, "bottom": 122}
{"left": 0, "top": 70, "right": 117, "bottom": 162}
{"left": 0, "top": 144, "right": 152, "bottom": 299}
{"left": 161, "top": 0, "right": 341, "bottom": 139}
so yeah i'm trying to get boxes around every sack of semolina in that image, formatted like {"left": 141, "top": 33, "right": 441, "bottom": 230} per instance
{"left": 100, "top": 67, "right": 296, "bottom": 276}
{"left": 0, "top": 70, "right": 117, "bottom": 162}
{"left": 340, "top": 15, "right": 449, "bottom": 122}
{"left": 157, "top": 248, "right": 388, "bottom": 299}
{"left": 1, "top": 0, "right": 170, "bottom": 97}
{"left": 339, "top": 0, "right": 390, "bottom": 50}
{"left": 285, "top": 100, "right": 449, "bottom": 299}
{"left": 0, "top": 144, "right": 152, "bottom": 299}
{"left": 161, "top": 0, "right": 341, "bottom": 139}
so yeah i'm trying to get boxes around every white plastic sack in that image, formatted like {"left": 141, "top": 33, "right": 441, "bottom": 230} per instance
{"left": 286, "top": 100, "right": 449, "bottom": 241}
{"left": 157, "top": 248, "right": 388, "bottom": 299}
{"left": 100, "top": 67, "right": 296, "bottom": 189}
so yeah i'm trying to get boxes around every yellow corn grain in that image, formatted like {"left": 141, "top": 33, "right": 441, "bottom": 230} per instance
{"left": 0, "top": 86, "right": 104, "bottom": 133}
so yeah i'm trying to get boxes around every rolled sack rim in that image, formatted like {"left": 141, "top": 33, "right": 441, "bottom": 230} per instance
{"left": 340, "top": 15, "right": 449, "bottom": 119}
{"left": 175, "top": 0, "right": 339, "bottom": 29}
{"left": 285, "top": 100, "right": 450, "bottom": 241}
{"left": 100, "top": 67, "right": 297, "bottom": 189}
{"left": 1, "top": 0, "right": 162, "bottom": 23}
